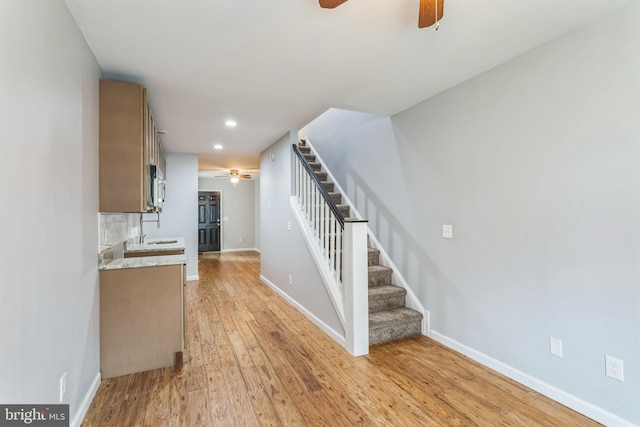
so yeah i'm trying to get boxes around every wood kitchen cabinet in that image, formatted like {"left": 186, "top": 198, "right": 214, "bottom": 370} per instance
{"left": 99, "top": 79, "right": 166, "bottom": 212}
{"left": 100, "top": 263, "right": 186, "bottom": 379}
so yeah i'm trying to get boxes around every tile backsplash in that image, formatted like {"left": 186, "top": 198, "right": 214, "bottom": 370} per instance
{"left": 99, "top": 213, "right": 140, "bottom": 251}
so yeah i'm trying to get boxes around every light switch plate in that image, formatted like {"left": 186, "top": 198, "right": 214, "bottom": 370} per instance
{"left": 442, "top": 225, "right": 453, "bottom": 239}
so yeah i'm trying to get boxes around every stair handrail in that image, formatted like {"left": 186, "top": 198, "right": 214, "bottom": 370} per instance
{"left": 292, "top": 144, "right": 346, "bottom": 227}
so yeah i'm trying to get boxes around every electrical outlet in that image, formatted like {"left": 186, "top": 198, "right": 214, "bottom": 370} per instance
{"left": 288, "top": 275, "right": 293, "bottom": 286}
{"left": 238, "top": 237, "right": 243, "bottom": 243}
{"left": 605, "top": 355, "right": 624, "bottom": 382}
{"left": 442, "top": 224, "right": 453, "bottom": 239}
{"left": 549, "top": 337, "right": 563, "bottom": 358}
{"left": 59, "top": 372, "right": 67, "bottom": 403}
{"left": 287, "top": 221, "right": 291, "bottom": 230}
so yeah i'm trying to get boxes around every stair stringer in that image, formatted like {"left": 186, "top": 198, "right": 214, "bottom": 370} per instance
{"left": 303, "top": 138, "right": 428, "bottom": 336}
{"left": 289, "top": 196, "right": 346, "bottom": 327}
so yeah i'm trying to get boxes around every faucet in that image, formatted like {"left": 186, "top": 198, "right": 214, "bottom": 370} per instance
{"left": 139, "top": 212, "right": 160, "bottom": 243}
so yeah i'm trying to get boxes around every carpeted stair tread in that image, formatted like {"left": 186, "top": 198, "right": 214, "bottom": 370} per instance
{"left": 368, "top": 264, "right": 392, "bottom": 286}
{"left": 321, "top": 181, "right": 334, "bottom": 192}
{"left": 329, "top": 192, "right": 341, "bottom": 204}
{"left": 308, "top": 162, "right": 322, "bottom": 171}
{"left": 316, "top": 172, "right": 328, "bottom": 181}
{"left": 303, "top": 154, "right": 315, "bottom": 162}
{"left": 337, "top": 204, "right": 350, "bottom": 217}
{"left": 368, "top": 285, "right": 406, "bottom": 312}
{"left": 368, "top": 247, "right": 380, "bottom": 266}
{"left": 369, "top": 308, "right": 423, "bottom": 345}
{"left": 369, "top": 307, "right": 422, "bottom": 326}
{"left": 298, "top": 145, "right": 311, "bottom": 153}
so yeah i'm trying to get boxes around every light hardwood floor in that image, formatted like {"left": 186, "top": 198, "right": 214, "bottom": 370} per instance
{"left": 82, "top": 251, "right": 600, "bottom": 426}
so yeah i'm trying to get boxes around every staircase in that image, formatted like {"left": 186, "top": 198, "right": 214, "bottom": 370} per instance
{"left": 298, "top": 143, "right": 423, "bottom": 345}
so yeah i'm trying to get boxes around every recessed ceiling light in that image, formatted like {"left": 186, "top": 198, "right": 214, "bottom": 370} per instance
{"left": 213, "top": 144, "right": 223, "bottom": 150}
{"left": 225, "top": 120, "right": 237, "bottom": 127}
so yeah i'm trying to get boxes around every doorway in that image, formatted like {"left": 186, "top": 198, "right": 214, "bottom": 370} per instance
{"left": 198, "top": 191, "right": 221, "bottom": 252}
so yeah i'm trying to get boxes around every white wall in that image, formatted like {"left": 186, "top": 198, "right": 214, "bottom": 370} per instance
{"left": 259, "top": 131, "right": 344, "bottom": 338}
{"left": 198, "top": 178, "right": 257, "bottom": 251}
{"left": 0, "top": 0, "right": 101, "bottom": 424}
{"left": 144, "top": 153, "right": 199, "bottom": 279}
{"left": 301, "top": 2, "right": 640, "bottom": 425}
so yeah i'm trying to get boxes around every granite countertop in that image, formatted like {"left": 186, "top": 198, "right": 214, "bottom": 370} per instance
{"left": 124, "top": 236, "right": 186, "bottom": 253}
{"left": 98, "top": 236, "right": 187, "bottom": 270}
{"left": 99, "top": 254, "right": 187, "bottom": 270}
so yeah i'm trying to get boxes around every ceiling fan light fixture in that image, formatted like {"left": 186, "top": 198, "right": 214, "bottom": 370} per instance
{"left": 230, "top": 169, "right": 240, "bottom": 183}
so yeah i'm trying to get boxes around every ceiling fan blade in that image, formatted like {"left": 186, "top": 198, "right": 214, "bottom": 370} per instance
{"left": 418, "top": 0, "right": 444, "bottom": 28}
{"left": 319, "top": 0, "right": 348, "bottom": 9}
{"left": 240, "top": 174, "right": 252, "bottom": 179}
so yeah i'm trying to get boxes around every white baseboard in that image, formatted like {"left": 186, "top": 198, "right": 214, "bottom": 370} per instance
{"left": 71, "top": 371, "right": 101, "bottom": 427}
{"left": 221, "top": 248, "right": 260, "bottom": 253}
{"left": 259, "top": 274, "right": 345, "bottom": 347}
{"left": 186, "top": 274, "right": 199, "bottom": 281}
{"left": 429, "top": 330, "right": 636, "bottom": 427}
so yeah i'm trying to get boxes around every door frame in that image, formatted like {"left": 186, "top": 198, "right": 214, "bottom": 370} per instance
{"left": 198, "top": 187, "right": 223, "bottom": 252}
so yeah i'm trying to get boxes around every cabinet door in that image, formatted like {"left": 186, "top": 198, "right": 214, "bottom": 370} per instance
{"left": 99, "top": 80, "right": 146, "bottom": 212}
{"left": 100, "top": 265, "right": 182, "bottom": 379}
{"left": 99, "top": 80, "right": 165, "bottom": 213}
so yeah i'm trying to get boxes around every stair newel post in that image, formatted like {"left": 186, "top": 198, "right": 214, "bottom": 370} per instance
{"left": 343, "top": 219, "right": 369, "bottom": 356}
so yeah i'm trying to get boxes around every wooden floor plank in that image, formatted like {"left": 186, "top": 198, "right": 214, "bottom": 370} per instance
{"left": 82, "top": 251, "right": 601, "bottom": 427}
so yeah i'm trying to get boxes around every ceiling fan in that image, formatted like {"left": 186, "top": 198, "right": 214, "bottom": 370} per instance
{"left": 319, "top": 0, "right": 444, "bottom": 29}
{"left": 214, "top": 169, "right": 253, "bottom": 183}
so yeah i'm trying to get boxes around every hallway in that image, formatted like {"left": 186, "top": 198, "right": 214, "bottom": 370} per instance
{"left": 82, "top": 251, "right": 599, "bottom": 426}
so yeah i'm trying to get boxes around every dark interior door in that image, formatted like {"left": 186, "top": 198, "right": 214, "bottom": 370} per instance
{"left": 198, "top": 191, "right": 221, "bottom": 252}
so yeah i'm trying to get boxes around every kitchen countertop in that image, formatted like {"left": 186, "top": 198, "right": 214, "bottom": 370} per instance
{"left": 99, "top": 254, "right": 187, "bottom": 270}
{"left": 98, "top": 236, "right": 187, "bottom": 270}
{"left": 124, "top": 236, "right": 186, "bottom": 253}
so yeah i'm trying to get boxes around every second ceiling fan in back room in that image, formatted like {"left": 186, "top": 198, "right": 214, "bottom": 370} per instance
{"left": 319, "top": 0, "right": 444, "bottom": 29}
{"left": 214, "top": 169, "right": 253, "bottom": 184}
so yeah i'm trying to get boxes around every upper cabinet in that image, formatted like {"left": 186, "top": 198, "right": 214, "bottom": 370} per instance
{"left": 99, "top": 79, "right": 166, "bottom": 212}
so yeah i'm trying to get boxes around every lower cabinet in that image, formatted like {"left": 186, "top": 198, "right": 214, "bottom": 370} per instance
{"left": 100, "top": 264, "right": 185, "bottom": 379}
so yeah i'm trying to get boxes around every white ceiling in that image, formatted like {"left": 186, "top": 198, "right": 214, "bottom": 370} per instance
{"left": 65, "top": 0, "right": 629, "bottom": 172}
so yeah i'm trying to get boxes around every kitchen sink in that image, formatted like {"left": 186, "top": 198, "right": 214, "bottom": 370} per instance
{"left": 147, "top": 240, "right": 178, "bottom": 245}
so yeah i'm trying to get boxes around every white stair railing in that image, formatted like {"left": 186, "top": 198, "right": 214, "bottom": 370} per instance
{"left": 291, "top": 144, "right": 369, "bottom": 356}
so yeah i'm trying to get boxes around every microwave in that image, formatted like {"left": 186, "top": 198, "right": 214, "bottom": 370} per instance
{"left": 149, "top": 164, "right": 165, "bottom": 210}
